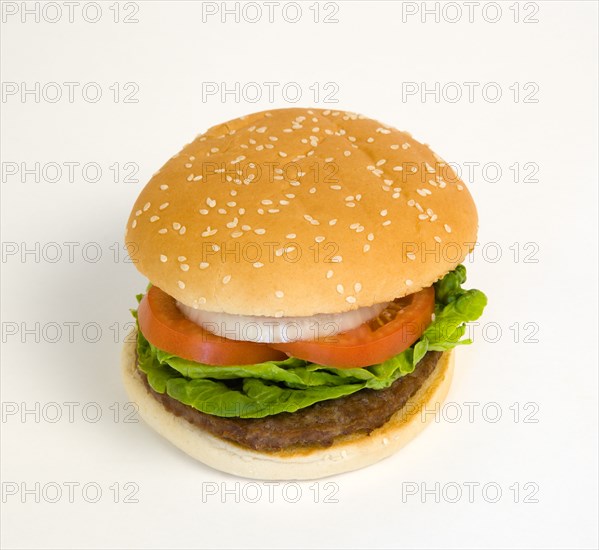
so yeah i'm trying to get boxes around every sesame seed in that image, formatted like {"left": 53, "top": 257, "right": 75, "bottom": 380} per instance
{"left": 253, "top": 262, "right": 264, "bottom": 268}
{"left": 407, "top": 253, "right": 416, "bottom": 260}
{"left": 346, "top": 296, "right": 357, "bottom": 304}
{"left": 207, "top": 197, "right": 216, "bottom": 208}
{"left": 382, "top": 220, "right": 392, "bottom": 226}
{"left": 143, "top": 202, "right": 151, "bottom": 211}
{"left": 434, "top": 236, "right": 442, "bottom": 243}
{"left": 331, "top": 255, "right": 342, "bottom": 263}
{"left": 178, "top": 256, "right": 186, "bottom": 261}
{"left": 178, "top": 281, "right": 185, "bottom": 289}
{"left": 173, "top": 222, "right": 181, "bottom": 230}
{"left": 286, "top": 233, "right": 296, "bottom": 239}
{"left": 254, "top": 228, "right": 266, "bottom": 235}
{"left": 354, "top": 282, "right": 362, "bottom": 293}
{"left": 131, "top": 220, "right": 137, "bottom": 229}
{"left": 159, "top": 202, "right": 169, "bottom": 210}
{"left": 160, "top": 255, "right": 167, "bottom": 263}
{"left": 380, "top": 209, "right": 388, "bottom": 216}
{"left": 150, "top": 216, "right": 159, "bottom": 222}
{"left": 275, "top": 290, "right": 284, "bottom": 298}
{"left": 336, "top": 284, "right": 344, "bottom": 294}
{"left": 222, "top": 275, "right": 231, "bottom": 285}
{"left": 231, "top": 231, "right": 243, "bottom": 238}
{"left": 160, "top": 184, "right": 169, "bottom": 190}
{"left": 315, "top": 236, "right": 325, "bottom": 243}
{"left": 326, "top": 270, "right": 334, "bottom": 279}
{"left": 180, "top": 264, "right": 189, "bottom": 272}
{"left": 158, "top": 228, "right": 167, "bottom": 234}
{"left": 199, "top": 261, "right": 210, "bottom": 270}
{"left": 444, "top": 224, "right": 452, "bottom": 233}
{"left": 363, "top": 244, "right": 370, "bottom": 253}
{"left": 406, "top": 279, "right": 413, "bottom": 286}
{"left": 367, "top": 233, "right": 374, "bottom": 241}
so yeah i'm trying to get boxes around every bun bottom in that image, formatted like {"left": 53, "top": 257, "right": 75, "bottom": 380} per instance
{"left": 121, "top": 331, "right": 454, "bottom": 480}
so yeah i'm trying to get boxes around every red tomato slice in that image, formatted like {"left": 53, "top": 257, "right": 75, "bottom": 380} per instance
{"left": 137, "top": 286, "right": 288, "bottom": 366}
{"left": 271, "top": 287, "right": 435, "bottom": 368}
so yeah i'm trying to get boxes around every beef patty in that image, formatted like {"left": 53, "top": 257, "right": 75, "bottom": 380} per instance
{"left": 138, "top": 351, "right": 441, "bottom": 452}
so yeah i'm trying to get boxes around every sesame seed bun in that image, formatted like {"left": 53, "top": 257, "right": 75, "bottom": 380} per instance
{"left": 126, "top": 108, "right": 477, "bottom": 316}
{"left": 121, "top": 330, "right": 454, "bottom": 480}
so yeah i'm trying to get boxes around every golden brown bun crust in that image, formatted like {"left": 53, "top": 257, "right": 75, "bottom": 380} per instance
{"left": 121, "top": 331, "right": 454, "bottom": 480}
{"left": 126, "top": 108, "right": 478, "bottom": 316}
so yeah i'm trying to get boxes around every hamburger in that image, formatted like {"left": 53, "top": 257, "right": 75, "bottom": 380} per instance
{"left": 121, "top": 107, "right": 487, "bottom": 479}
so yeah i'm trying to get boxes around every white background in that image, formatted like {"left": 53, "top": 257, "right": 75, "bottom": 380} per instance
{"left": 1, "top": 1, "right": 597, "bottom": 549}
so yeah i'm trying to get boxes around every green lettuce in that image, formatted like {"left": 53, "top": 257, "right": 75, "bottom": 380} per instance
{"left": 133, "top": 265, "right": 487, "bottom": 418}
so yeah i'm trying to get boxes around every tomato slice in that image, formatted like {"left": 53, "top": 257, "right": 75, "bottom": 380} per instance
{"left": 137, "top": 286, "right": 288, "bottom": 366}
{"left": 271, "top": 287, "right": 435, "bottom": 368}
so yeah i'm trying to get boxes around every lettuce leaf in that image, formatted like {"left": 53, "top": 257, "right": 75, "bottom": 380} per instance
{"left": 133, "top": 265, "right": 487, "bottom": 418}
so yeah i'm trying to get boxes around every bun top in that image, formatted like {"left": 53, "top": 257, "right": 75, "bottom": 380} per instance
{"left": 126, "top": 108, "right": 478, "bottom": 316}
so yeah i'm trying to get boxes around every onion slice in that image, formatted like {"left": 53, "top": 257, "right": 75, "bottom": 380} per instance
{"left": 176, "top": 301, "right": 389, "bottom": 344}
